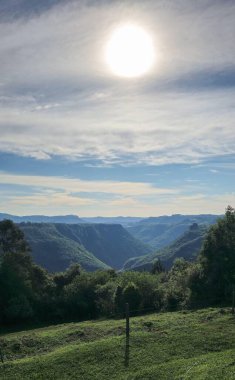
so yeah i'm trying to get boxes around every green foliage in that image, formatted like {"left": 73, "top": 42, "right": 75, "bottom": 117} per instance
{"left": 164, "top": 259, "right": 192, "bottom": 311}
{"left": 0, "top": 208, "right": 234, "bottom": 328}
{"left": 195, "top": 205, "right": 235, "bottom": 304}
{"left": 151, "top": 259, "right": 164, "bottom": 274}
{"left": 5, "top": 295, "right": 34, "bottom": 321}
{"left": 0, "top": 219, "right": 30, "bottom": 255}
{"left": 122, "top": 282, "right": 141, "bottom": 311}
{"left": 95, "top": 281, "right": 116, "bottom": 315}
{"left": 55, "top": 223, "right": 152, "bottom": 268}
{"left": 20, "top": 223, "right": 109, "bottom": 272}
{"left": 54, "top": 264, "right": 82, "bottom": 290}
{"left": 63, "top": 273, "right": 97, "bottom": 319}
{"left": 0, "top": 221, "right": 56, "bottom": 324}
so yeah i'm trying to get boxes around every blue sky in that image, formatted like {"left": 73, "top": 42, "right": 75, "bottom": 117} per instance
{"left": 0, "top": 0, "right": 234, "bottom": 216}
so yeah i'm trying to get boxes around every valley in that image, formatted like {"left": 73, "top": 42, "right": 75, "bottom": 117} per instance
{"left": 2, "top": 213, "right": 220, "bottom": 273}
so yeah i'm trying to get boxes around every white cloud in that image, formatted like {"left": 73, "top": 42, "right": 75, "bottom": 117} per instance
{"left": 10, "top": 192, "right": 96, "bottom": 207}
{"left": 96, "top": 192, "right": 235, "bottom": 217}
{"left": 0, "top": 171, "right": 233, "bottom": 216}
{"left": 0, "top": 89, "right": 234, "bottom": 165}
{"left": 0, "top": 1, "right": 234, "bottom": 165}
{"left": 210, "top": 169, "right": 219, "bottom": 173}
{"left": 2, "top": 187, "right": 234, "bottom": 217}
{"left": 0, "top": 172, "right": 177, "bottom": 196}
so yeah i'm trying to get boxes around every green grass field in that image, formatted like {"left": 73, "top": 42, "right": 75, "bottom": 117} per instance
{"left": 0, "top": 308, "right": 234, "bottom": 379}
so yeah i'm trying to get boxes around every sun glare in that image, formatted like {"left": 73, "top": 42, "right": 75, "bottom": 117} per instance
{"left": 105, "top": 24, "right": 155, "bottom": 78}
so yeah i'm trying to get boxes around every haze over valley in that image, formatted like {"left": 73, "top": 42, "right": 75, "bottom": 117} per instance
{"left": 0, "top": 212, "right": 220, "bottom": 273}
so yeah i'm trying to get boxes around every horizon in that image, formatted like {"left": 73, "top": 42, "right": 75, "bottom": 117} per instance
{"left": 0, "top": 0, "right": 234, "bottom": 216}
{"left": 0, "top": 211, "right": 222, "bottom": 218}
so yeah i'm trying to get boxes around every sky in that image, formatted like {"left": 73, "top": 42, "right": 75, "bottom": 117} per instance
{"left": 0, "top": 0, "right": 234, "bottom": 217}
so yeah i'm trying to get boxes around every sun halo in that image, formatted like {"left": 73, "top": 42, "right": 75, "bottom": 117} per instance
{"left": 105, "top": 24, "right": 155, "bottom": 78}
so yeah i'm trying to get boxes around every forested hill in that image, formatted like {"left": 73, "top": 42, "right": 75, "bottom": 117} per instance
{"left": 126, "top": 214, "right": 218, "bottom": 249}
{"left": 123, "top": 223, "right": 207, "bottom": 271}
{"left": 19, "top": 223, "right": 109, "bottom": 272}
{"left": 19, "top": 223, "right": 152, "bottom": 271}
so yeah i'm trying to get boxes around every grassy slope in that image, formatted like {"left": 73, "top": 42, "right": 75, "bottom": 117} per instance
{"left": 20, "top": 223, "right": 109, "bottom": 272}
{"left": 0, "top": 308, "right": 234, "bottom": 379}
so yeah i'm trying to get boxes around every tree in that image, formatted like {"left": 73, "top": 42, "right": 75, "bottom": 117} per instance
{"left": 0, "top": 220, "right": 54, "bottom": 323}
{"left": 63, "top": 273, "right": 98, "bottom": 320}
{"left": 96, "top": 281, "right": 116, "bottom": 315}
{"left": 114, "top": 285, "right": 123, "bottom": 313}
{"left": 151, "top": 259, "right": 164, "bottom": 274}
{"left": 54, "top": 264, "right": 81, "bottom": 291}
{"left": 122, "top": 282, "right": 141, "bottom": 311}
{"left": 4, "top": 295, "right": 33, "bottom": 322}
{"left": 164, "top": 258, "right": 191, "bottom": 310}
{"left": 0, "top": 221, "right": 34, "bottom": 323}
{"left": 198, "top": 206, "right": 235, "bottom": 304}
{"left": 0, "top": 220, "right": 30, "bottom": 256}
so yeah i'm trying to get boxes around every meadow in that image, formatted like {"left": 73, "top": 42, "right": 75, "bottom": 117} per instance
{"left": 0, "top": 307, "right": 234, "bottom": 379}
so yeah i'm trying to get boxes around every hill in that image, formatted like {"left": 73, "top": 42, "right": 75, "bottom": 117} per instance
{"left": 83, "top": 217, "right": 143, "bottom": 226}
{"left": 127, "top": 214, "right": 219, "bottom": 249}
{"left": 19, "top": 223, "right": 109, "bottom": 272}
{"left": 0, "top": 213, "right": 85, "bottom": 224}
{"left": 123, "top": 224, "right": 207, "bottom": 271}
{"left": 0, "top": 308, "right": 234, "bottom": 379}
{"left": 19, "top": 223, "right": 152, "bottom": 271}
{"left": 0, "top": 213, "right": 142, "bottom": 226}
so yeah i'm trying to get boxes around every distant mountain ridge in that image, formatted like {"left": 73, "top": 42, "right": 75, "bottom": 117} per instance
{"left": 0, "top": 213, "right": 85, "bottom": 224}
{"left": 83, "top": 217, "right": 143, "bottom": 226}
{"left": 0, "top": 213, "right": 220, "bottom": 230}
{"left": 137, "top": 214, "right": 219, "bottom": 224}
{"left": 0, "top": 213, "right": 143, "bottom": 226}
{"left": 19, "top": 222, "right": 152, "bottom": 272}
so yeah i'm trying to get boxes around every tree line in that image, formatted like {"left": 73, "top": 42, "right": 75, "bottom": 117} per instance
{"left": 0, "top": 206, "right": 234, "bottom": 326}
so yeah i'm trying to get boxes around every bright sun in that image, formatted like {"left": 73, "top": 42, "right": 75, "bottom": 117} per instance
{"left": 105, "top": 24, "right": 155, "bottom": 78}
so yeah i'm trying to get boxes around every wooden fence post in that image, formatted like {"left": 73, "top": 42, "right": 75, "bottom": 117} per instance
{"left": 125, "top": 303, "right": 130, "bottom": 367}
{"left": 232, "top": 285, "right": 235, "bottom": 314}
{"left": 126, "top": 303, "right": 130, "bottom": 339}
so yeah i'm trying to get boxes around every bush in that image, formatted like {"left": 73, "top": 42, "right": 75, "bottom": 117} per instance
{"left": 5, "top": 295, "right": 34, "bottom": 322}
